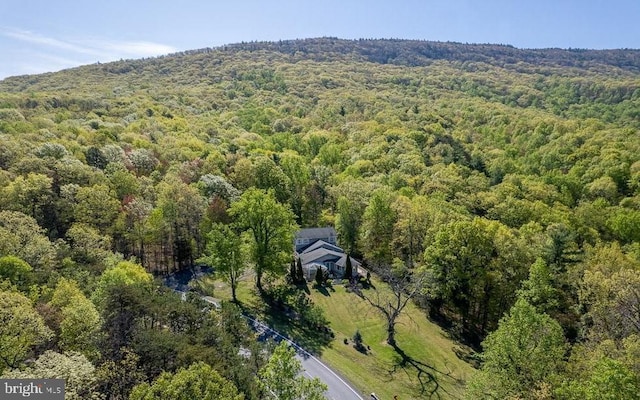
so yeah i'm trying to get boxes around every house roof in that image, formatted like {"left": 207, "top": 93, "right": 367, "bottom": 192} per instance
{"left": 299, "top": 248, "right": 344, "bottom": 266}
{"left": 295, "top": 227, "right": 337, "bottom": 240}
{"left": 335, "top": 255, "right": 361, "bottom": 268}
{"left": 299, "top": 240, "right": 343, "bottom": 255}
{"left": 299, "top": 246, "right": 361, "bottom": 268}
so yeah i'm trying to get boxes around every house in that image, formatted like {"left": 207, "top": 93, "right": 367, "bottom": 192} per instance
{"left": 294, "top": 227, "right": 361, "bottom": 281}
{"left": 295, "top": 227, "right": 338, "bottom": 252}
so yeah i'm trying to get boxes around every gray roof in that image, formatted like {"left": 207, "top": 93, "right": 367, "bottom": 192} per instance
{"left": 299, "top": 240, "right": 343, "bottom": 255}
{"left": 295, "top": 227, "right": 337, "bottom": 240}
{"left": 335, "top": 255, "right": 361, "bottom": 268}
{"left": 300, "top": 248, "right": 344, "bottom": 266}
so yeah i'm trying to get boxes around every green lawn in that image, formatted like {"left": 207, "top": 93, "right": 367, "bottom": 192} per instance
{"left": 203, "top": 273, "right": 475, "bottom": 399}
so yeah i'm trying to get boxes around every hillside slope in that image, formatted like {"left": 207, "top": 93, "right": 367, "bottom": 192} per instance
{"left": 1, "top": 38, "right": 639, "bottom": 399}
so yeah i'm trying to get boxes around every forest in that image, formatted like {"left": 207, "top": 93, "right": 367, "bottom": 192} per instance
{"left": 0, "top": 38, "right": 639, "bottom": 399}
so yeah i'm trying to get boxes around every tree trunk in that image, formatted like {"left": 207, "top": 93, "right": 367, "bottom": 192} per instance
{"left": 231, "top": 283, "right": 237, "bottom": 303}
{"left": 256, "top": 270, "right": 264, "bottom": 294}
{"left": 386, "top": 322, "right": 397, "bottom": 346}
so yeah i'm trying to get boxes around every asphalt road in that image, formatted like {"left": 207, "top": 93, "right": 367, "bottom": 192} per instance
{"left": 247, "top": 317, "right": 365, "bottom": 400}
{"left": 167, "top": 270, "right": 365, "bottom": 400}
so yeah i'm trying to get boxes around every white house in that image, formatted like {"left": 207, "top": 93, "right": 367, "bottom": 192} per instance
{"left": 294, "top": 227, "right": 361, "bottom": 280}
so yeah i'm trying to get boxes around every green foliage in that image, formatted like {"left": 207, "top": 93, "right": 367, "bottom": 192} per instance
{"left": 50, "top": 278, "right": 101, "bottom": 357}
{"left": 229, "top": 188, "right": 297, "bottom": 292}
{"left": 199, "top": 223, "right": 246, "bottom": 301}
{"left": 517, "top": 258, "right": 561, "bottom": 314}
{"left": 257, "top": 342, "right": 327, "bottom": 400}
{"left": 359, "top": 188, "right": 396, "bottom": 266}
{"left": 92, "top": 260, "right": 153, "bottom": 306}
{"left": 425, "top": 218, "right": 532, "bottom": 337}
{"left": 0, "top": 210, "right": 56, "bottom": 271}
{"left": 0, "top": 255, "right": 33, "bottom": 290}
{"left": 466, "top": 299, "right": 566, "bottom": 399}
{"left": 314, "top": 266, "right": 326, "bottom": 286}
{"left": 2, "top": 38, "right": 640, "bottom": 399}
{"left": 0, "top": 289, "right": 53, "bottom": 372}
{"left": 2, "top": 351, "right": 100, "bottom": 400}
{"left": 130, "top": 362, "right": 243, "bottom": 400}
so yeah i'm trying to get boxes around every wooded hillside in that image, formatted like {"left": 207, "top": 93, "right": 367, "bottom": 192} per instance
{"left": 1, "top": 38, "right": 639, "bottom": 399}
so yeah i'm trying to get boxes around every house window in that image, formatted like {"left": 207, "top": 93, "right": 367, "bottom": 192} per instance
{"left": 295, "top": 239, "right": 303, "bottom": 245}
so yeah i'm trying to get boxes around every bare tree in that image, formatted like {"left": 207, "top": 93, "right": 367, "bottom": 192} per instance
{"left": 358, "top": 262, "right": 427, "bottom": 347}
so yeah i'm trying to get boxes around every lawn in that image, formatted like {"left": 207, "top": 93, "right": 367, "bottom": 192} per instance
{"left": 200, "top": 273, "right": 475, "bottom": 399}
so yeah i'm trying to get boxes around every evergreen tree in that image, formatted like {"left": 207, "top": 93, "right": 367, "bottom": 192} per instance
{"left": 296, "top": 257, "right": 304, "bottom": 283}
{"left": 344, "top": 254, "right": 353, "bottom": 280}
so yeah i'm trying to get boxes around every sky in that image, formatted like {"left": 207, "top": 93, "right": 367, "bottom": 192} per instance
{"left": 1, "top": 0, "right": 639, "bottom": 79}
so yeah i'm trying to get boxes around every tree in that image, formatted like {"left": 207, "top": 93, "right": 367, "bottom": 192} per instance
{"left": 344, "top": 254, "right": 353, "bottom": 280}
{"left": 49, "top": 278, "right": 101, "bottom": 357}
{"left": 1, "top": 351, "right": 100, "bottom": 400}
{"left": 391, "top": 195, "right": 432, "bottom": 268}
{"left": 0, "top": 255, "right": 33, "bottom": 290}
{"left": 74, "top": 184, "right": 121, "bottom": 234}
{"left": 229, "top": 188, "right": 297, "bottom": 293}
{"left": 465, "top": 299, "right": 566, "bottom": 399}
{"left": 156, "top": 176, "right": 207, "bottom": 270}
{"left": 296, "top": 257, "right": 305, "bottom": 283}
{"left": 0, "top": 210, "right": 56, "bottom": 271}
{"left": 130, "top": 362, "right": 243, "bottom": 400}
{"left": 578, "top": 243, "right": 640, "bottom": 342}
{"left": 0, "top": 290, "right": 53, "bottom": 372}
{"left": 557, "top": 336, "right": 640, "bottom": 400}
{"left": 360, "top": 261, "right": 427, "bottom": 347}
{"left": 279, "top": 151, "right": 311, "bottom": 224}
{"left": 95, "top": 348, "right": 146, "bottom": 400}
{"left": 424, "top": 218, "right": 531, "bottom": 338}
{"left": 352, "top": 330, "right": 366, "bottom": 353}
{"left": 199, "top": 224, "right": 246, "bottom": 302}
{"left": 335, "top": 195, "right": 363, "bottom": 255}
{"left": 517, "top": 258, "right": 560, "bottom": 314}
{"left": 360, "top": 188, "right": 396, "bottom": 266}
{"left": 315, "top": 266, "right": 325, "bottom": 286}
{"left": 0, "top": 172, "right": 53, "bottom": 228}
{"left": 92, "top": 261, "right": 153, "bottom": 357}
{"left": 257, "top": 342, "right": 327, "bottom": 400}
{"left": 65, "top": 222, "right": 113, "bottom": 268}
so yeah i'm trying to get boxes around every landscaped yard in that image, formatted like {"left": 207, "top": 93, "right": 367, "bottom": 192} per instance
{"left": 198, "top": 273, "right": 475, "bottom": 399}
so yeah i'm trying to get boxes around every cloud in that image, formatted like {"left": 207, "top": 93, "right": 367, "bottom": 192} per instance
{"left": 88, "top": 40, "right": 176, "bottom": 57}
{"left": 2, "top": 28, "right": 177, "bottom": 64}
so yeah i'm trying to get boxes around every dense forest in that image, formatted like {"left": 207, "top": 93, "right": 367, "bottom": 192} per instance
{"left": 1, "top": 38, "right": 639, "bottom": 399}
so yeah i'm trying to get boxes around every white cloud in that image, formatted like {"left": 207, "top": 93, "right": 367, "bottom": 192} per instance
{"left": 3, "top": 28, "right": 99, "bottom": 55}
{"left": 88, "top": 40, "right": 177, "bottom": 57}
{"left": 1, "top": 28, "right": 177, "bottom": 77}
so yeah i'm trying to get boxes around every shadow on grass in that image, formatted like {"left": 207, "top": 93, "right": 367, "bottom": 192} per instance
{"left": 388, "top": 342, "right": 464, "bottom": 399}
{"left": 257, "top": 304, "right": 334, "bottom": 356}
{"left": 237, "top": 286, "right": 334, "bottom": 356}
{"left": 313, "top": 284, "right": 331, "bottom": 296}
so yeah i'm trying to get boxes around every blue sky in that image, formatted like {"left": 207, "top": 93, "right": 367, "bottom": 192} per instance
{"left": 1, "top": 0, "right": 639, "bottom": 79}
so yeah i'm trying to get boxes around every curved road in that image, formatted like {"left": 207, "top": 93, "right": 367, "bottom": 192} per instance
{"left": 167, "top": 271, "right": 365, "bottom": 400}
{"left": 246, "top": 316, "right": 364, "bottom": 400}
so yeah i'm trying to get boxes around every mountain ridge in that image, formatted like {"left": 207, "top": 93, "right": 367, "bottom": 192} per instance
{"left": 2, "top": 37, "right": 640, "bottom": 91}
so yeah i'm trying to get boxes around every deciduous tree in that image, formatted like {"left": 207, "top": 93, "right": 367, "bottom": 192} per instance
{"left": 229, "top": 188, "right": 296, "bottom": 293}
{"left": 257, "top": 342, "right": 327, "bottom": 400}
{"left": 130, "top": 362, "right": 243, "bottom": 400}
{"left": 200, "top": 224, "right": 246, "bottom": 302}
{"left": 0, "top": 290, "right": 53, "bottom": 372}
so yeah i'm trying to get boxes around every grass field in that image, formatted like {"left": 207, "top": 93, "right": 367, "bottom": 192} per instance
{"left": 199, "top": 273, "right": 475, "bottom": 399}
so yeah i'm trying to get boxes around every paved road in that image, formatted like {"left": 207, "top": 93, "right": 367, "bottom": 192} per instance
{"left": 247, "top": 316, "right": 364, "bottom": 400}
{"left": 167, "top": 270, "right": 365, "bottom": 400}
